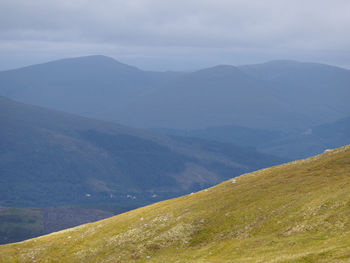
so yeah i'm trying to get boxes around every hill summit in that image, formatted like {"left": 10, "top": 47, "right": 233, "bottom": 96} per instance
{"left": 1, "top": 145, "right": 350, "bottom": 262}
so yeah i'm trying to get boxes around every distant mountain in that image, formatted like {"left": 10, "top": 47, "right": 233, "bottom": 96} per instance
{"left": 0, "top": 55, "right": 181, "bottom": 121}
{"left": 0, "top": 96, "right": 282, "bottom": 208}
{"left": 154, "top": 116, "right": 350, "bottom": 160}
{"left": 1, "top": 56, "right": 349, "bottom": 131}
{"left": 259, "top": 115, "right": 350, "bottom": 159}
{"left": 239, "top": 60, "right": 350, "bottom": 126}
{"left": 122, "top": 64, "right": 311, "bottom": 130}
{"left": 151, "top": 125, "right": 283, "bottom": 148}
{"left": 2, "top": 145, "right": 350, "bottom": 262}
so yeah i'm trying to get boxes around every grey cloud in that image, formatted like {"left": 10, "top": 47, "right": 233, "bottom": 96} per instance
{"left": 0, "top": 0, "right": 350, "bottom": 70}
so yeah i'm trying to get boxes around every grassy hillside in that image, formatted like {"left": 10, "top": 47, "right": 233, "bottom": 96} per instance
{"left": 1, "top": 145, "right": 349, "bottom": 262}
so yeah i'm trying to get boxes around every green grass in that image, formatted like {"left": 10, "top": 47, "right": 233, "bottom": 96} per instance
{"left": 1, "top": 145, "right": 350, "bottom": 262}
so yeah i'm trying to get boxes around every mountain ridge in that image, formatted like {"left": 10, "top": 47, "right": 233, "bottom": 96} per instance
{"left": 1, "top": 56, "right": 349, "bottom": 130}
{"left": 0, "top": 55, "right": 141, "bottom": 73}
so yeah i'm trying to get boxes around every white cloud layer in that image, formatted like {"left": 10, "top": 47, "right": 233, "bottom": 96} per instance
{"left": 0, "top": 0, "right": 350, "bottom": 70}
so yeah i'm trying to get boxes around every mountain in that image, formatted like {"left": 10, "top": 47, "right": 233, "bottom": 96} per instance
{"left": 1, "top": 56, "right": 350, "bottom": 131}
{"left": 151, "top": 125, "right": 283, "bottom": 148}
{"left": 1, "top": 145, "right": 349, "bottom": 262}
{"left": 239, "top": 60, "right": 350, "bottom": 126}
{"left": 0, "top": 96, "right": 282, "bottom": 208}
{"left": 154, "top": 116, "right": 350, "bottom": 161}
{"left": 0, "top": 55, "right": 181, "bottom": 121}
{"left": 313, "top": 115, "right": 350, "bottom": 142}
{"left": 121, "top": 64, "right": 311, "bottom": 130}
{"left": 259, "top": 115, "right": 350, "bottom": 159}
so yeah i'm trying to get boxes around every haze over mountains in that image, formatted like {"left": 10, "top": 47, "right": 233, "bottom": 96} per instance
{"left": 0, "top": 95, "right": 284, "bottom": 243}
{"left": 1, "top": 55, "right": 349, "bottom": 246}
{"left": 1, "top": 55, "right": 349, "bottom": 131}
{"left": 153, "top": 116, "right": 350, "bottom": 160}
{"left": 0, "top": 95, "right": 281, "bottom": 208}
{"left": 1, "top": 0, "right": 349, "bottom": 259}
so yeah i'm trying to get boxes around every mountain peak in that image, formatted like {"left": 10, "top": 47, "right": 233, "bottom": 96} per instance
{"left": 60, "top": 55, "right": 121, "bottom": 64}
{"left": 49, "top": 55, "right": 141, "bottom": 71}
{"left": 193, "top": 64, "right": 244, "bottom": 77}
{"left": 0, "top": 55, "right": 141, "bottom": 73}
{"left": 199, "top": 64, "right": 239, "bottom": 72}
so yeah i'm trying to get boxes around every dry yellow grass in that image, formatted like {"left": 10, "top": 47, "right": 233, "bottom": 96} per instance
{"left": 1, "top": 145, "right": 350, "bottom": 263}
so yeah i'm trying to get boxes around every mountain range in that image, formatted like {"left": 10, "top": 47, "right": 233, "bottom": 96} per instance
{"left": 1, "top": 56, "right": 349, "bottom": 131}
{"left": 1, "top": 145, "right": 349, "bottom": 262}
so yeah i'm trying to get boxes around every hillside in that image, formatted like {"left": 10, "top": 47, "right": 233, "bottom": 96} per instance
{"left": 122, "top": 64, "right": 310, "bottom": 130}
{"left": 0, "top": 96, "right": 281, "bottom": 207}
{"left": 1, "top": 56, "right": 350, "bottom": 130}
{"left": 239, "top": 60, "right": 350, "bottom": 128}
{"left": 257, "top": 116, "right": 350, "bottom": 160}
{"left": 1, "top": 145, "right": 349, "bottom": 262}
{"left": 152, "top": 125, "right": 283, "bottom": 149}
{"left": 153, "top": 116, "right": 350, "bottom": 160}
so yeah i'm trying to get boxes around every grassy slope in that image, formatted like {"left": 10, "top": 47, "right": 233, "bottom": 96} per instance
{"left": 1, "top": 145, "right": 350, "bottom": 263}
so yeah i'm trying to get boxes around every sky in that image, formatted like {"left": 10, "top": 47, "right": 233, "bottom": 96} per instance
{"left": 0, "top": 0, "right": 350, "bottom": 71}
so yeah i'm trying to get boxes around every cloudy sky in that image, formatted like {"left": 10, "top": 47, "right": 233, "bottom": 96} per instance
{"left": 1, "top": 0, "right": 350, "bottom": 70}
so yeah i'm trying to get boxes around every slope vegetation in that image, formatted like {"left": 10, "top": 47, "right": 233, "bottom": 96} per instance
{"left": 1, "top": 145, "right": 349, "bottom": 262}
